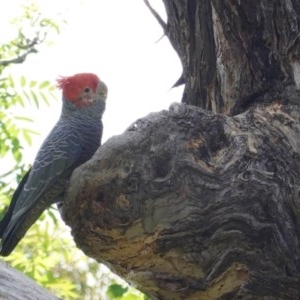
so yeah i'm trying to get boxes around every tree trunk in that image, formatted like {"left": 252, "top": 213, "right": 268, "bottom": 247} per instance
{"left": 65, "top": 1, "right": 300, "bottom": 299}
{"left": 163, "top": 0, "right": 300, "bottom": 114}
{"left": 0, "top": 261, "right": 58, "bottom": 300}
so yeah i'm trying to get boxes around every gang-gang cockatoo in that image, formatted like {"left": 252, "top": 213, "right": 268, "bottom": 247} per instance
{"left": 0, "top": 73, "right": 107, "bottom": 256}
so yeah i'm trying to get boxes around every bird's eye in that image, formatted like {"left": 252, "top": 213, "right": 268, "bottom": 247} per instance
{"left": 84, "top": 87, "right": 90, "bottom": 93}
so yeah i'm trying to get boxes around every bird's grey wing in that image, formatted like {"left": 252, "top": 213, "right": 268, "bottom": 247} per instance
{"left": 0, "top": 124, "right": 83, "bottom": 255}
{"left": 14, "top": 125, "right": 83, "bottom": 212}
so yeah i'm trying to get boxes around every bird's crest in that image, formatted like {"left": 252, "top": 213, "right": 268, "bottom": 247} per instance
{"left": 57, "top": 73, "right": 99, "bottom": 103}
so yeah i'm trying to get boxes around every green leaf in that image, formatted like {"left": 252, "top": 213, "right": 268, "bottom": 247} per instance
{"left": 22, "top": 130, "right": 32, "bottom": 145}
{"left": 22, "top": 90, "right": 31, "bottom": 102}
{"left": 47, "top": 208, "right": 59, "bottom": 225}
{"left": 39, "top": 91, "right": 50, "bottom": 106}
{"left": 12, "top": 149, "right": 22, "bottom": 163}
{"left": 30, "top": 90, "right": 39, "bottom": 108}
{"left": 30, "top": 80, "right": 37, "bottom": 88}
{"left": 24, "top": 128, "right": 39, "bottom": 136}
{"left": 15, "top": 116, "right": 33, "bottom": 122}
{"left": 15, "top": 94, "right": 25, "bottom": 107}
{"left": 39, "top": 81, "right": 50, "bottom": 89}
{"left": 8, "top": 75, "right": 15, "bottom": 88}
{"left": 20, "top": 76, "right": 26, "bottom": 87}
{"left": 107, "top": 284, "right": 128, "bottom": 298}
{"left": 122, "top": 294, "right": 146, "bottom": 300}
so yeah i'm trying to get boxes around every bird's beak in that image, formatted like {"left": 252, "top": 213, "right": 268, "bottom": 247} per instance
{"left": 81, "top": 95, "right": 94, "bottom": 106}
{"left": 97, "top": 81, "right": 108, "bottom": 100}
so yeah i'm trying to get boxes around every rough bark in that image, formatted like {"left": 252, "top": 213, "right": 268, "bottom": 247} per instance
{"left": 162, "top": 0, "right": 300, "bottom": 114}
{"left": 64, "top": 1, "right": 300, "bottom": 299}
{"left": 0, "top": 260, "right": 58, "bottom": 300}
{"left": 65, "top": 102, "right": 300, "bottom": 299}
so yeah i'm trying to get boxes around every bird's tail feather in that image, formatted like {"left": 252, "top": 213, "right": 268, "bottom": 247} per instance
{"left": 0, "top": 170, "right": 31, "bottom": 238}
{"left": 0, "top": 200, "right": 48, "bottom": 256}
{"left": 0, "top": 213, "right": 29, "bottom": 256}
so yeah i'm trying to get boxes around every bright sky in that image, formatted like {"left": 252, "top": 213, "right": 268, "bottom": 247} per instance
{"left": 3, "top": 0, "right": 183, "bottom": 164}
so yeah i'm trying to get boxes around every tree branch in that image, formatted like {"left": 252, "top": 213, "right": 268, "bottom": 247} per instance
{"left": 0, "top": 48, "right": 38, "bottom": 67}
{"left": 65, "top": 102, "right": 300, "bottom": 299}
{"left": 0, "top": 260, "right": 58, "bottom": 299}
{"left": 143, "top": 0, "right": 167, "bottom": 31}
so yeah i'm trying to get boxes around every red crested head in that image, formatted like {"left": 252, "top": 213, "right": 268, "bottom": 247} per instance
{"left": 57, "top": 73, "right": 100, "bottom": 106}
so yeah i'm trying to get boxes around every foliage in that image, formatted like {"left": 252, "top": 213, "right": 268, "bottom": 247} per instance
{"left": 0, "top": 1, "right": 59, "bottom": 202}
{"left": 3, "top": 210, "right": 120, "bottom": 299}
{"left": 3, "top": 214, "right": 78, "bottom": 299}
{"left": 107, "top": 284, "right": 149, "bottom": 300}
{"left": 0, "top": 2, "right": 147, "bottom": 300}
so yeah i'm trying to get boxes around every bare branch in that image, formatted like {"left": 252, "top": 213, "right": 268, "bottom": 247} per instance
{"left": 0, "top": 48, "right": 38, "bottom": 67}
{"left": 144, "top": 0, "right": 167, "bottom": 31}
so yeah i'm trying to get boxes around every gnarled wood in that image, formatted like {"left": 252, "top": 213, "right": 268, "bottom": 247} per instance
{"left": 65, "top": 102, "right": 300, "bottom": 299}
